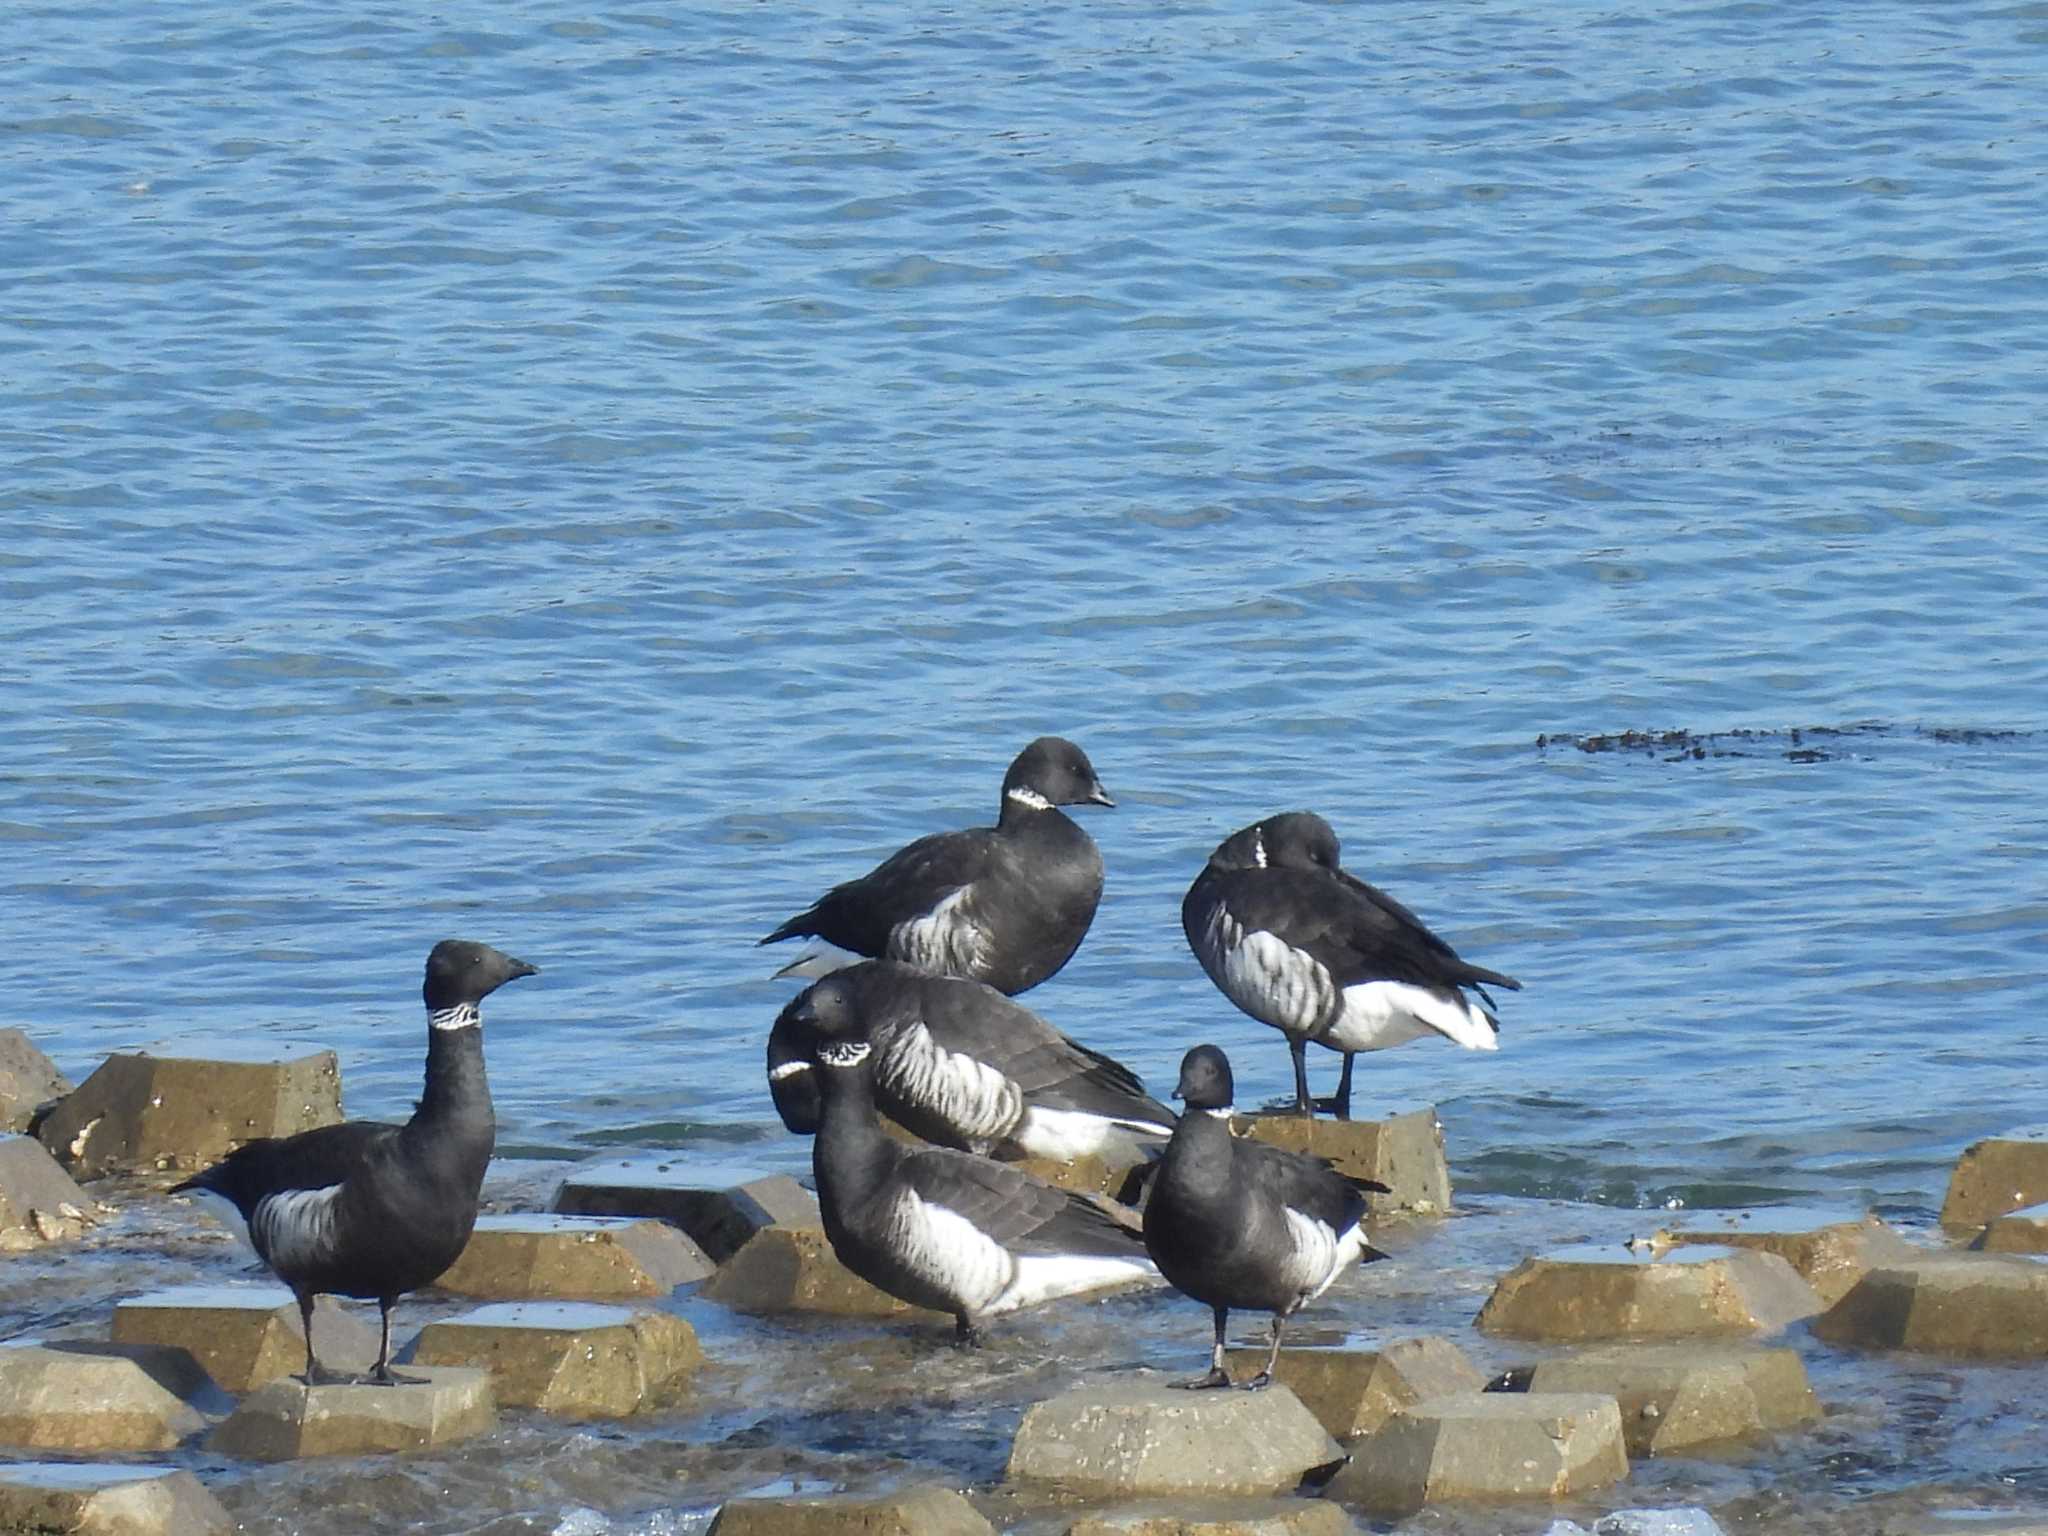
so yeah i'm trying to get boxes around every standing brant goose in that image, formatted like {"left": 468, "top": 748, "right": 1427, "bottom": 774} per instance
{"left": 766, "top": 959, "right": 1175, "bottom": 1162}
{"left": 172, "top": 939, "right": 537, "bottom": 1384}
{"left": 761, "top": 736, "right": 1114, "bottom": 995}
{"left": 802, "top": 988, "right": 1156, "bottom": 1344}
{"left": 1182, "top": 811, "right": 1519, "bottom": 1118}
{"left": 1144, "top": 1044, "right": 1389, "bottom": 1389}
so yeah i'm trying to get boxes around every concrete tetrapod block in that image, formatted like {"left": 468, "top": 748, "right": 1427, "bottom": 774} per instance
{"left": 0, "top": 1463, "right": 231, "bottom": 1536}
{"left": 1323, "top": 1392, "right": 1628, "bottom": 1516}
{"left": 1006, "top": 1380, "right": 1344, "bottom": 1498}
{"left": 0, "top": 1132, "right": 95, "bottom": 1250}
{"left": 1221, "top": 1336, "right": 1486, "bottom": 1441}
{"left": 1974, "top": 1201, "right": 2048, "bottom": 1254}
{"left": 1812, "top": 1253, "right": 2048, "bottom": 1357}
{"left": 1661, "top": 1206, "right": 1922, "bottom": 1306}
{"left": 112, "top": 1286, "right": 380, "bottom": 1394}
{"left": 700, "top": 1221, "right": 930, "bottom": 1318}
{"left": 207, "top": 1367, "right": 495, "bottom": 1460}
{"left": 1066, "top": 1500, "right": 1362, "bottom": 1535}
{"left": 411, "top": 1301, "right": 702, "bottom": 1417}
{"left": 1940, "top": 1130, "right": 2048, "bottom": 1234}
{"left": 37, "top": 1043, "right": 341, "bottom": 1179}
{"left": 1235, "top": 1106, "right": 1449, "bottom": 1216}
{"left": 0, "top": 1028, "right": 72, "bottom": 1134}
{"left": 434, "top": 1213, "right": 713, "bottom": 1299}
{"left": 1521, "top": 1343, "right": 1821, "bottom": 1456}
{"left": 0, "top": 1344, "right": 206, "bottom": 1452}
{"left": 1475, "top": 1243, "right": 1822, "bottom": 1342}
{"left": 708, "top": 1483, "right": 994, "bottom": 1535}
{"left": 551, "top": 1152, "right": 820, "bottom": 1264}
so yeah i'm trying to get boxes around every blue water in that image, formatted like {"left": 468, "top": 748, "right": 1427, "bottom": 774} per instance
{"left": 5, "top": 0, "right": 2045, "bottom": 1221}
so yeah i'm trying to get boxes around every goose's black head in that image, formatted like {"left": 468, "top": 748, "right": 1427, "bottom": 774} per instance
{"left": 1207, "top": 811, "right": 1340, "bottom": 874}
{"left": 793, "top": 970, "right": 876, "bottom": 1073}
{"left": 1173, "top": 1044, "right": 1234, "bottom": 1111}
{"left": 423, "top": 940, "right": 539, "bottom": 1012}
{"left": 1005, "top": 736, "right": 1115, "bottom": 811}
{"left": 1263, "top": 811, "right": 1341, "bottom": 872}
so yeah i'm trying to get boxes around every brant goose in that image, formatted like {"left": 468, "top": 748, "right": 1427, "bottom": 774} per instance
{"left": 1182, "top": 811, "right": 1519, "bottom": 1118}
{"left": 803, "top": 990, "right": 1156, "bottom": 1344}
{"left": 1144, "top": 1044, "right": 1389, "bottom": 1389}
{"left": 761, "top": 736, "right": 1114, "bottom": 995}
{"left": 172, "top": 939, "right": 537, "bottom": 1384}
{"left": 766, "top": 960, "right": 1175, "bottom": 1162}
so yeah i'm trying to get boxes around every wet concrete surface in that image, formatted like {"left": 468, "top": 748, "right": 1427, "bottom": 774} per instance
{"left": 1, "top": 1161, "right": 2045, "bottom": 1535}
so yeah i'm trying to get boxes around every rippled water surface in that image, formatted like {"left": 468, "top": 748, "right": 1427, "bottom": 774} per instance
{"left": 4, "top": 0, "right": 2047, "bottom": 1524}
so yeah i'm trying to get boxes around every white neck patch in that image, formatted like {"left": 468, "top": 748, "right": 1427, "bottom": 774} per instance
{"left": 768, "top": 1060, "right": 811, "bottom": 1082}
{"left": 1252, "top": 829, "right": 1267, "bottom": 869}
{"left": 819, "top": 1040, "right": 871, "bottom": 1068}
{"left": 1200, "top": 1105, "right": 1235, "bottom": 1120}
{"left": 1005, "top": 785, "right": 1052, "bottom": 812}
{"left": 429, "top": 1002, "right": 481, "bottom": 1033}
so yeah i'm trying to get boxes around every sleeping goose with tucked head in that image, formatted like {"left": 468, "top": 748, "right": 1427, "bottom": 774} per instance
{"left": 173, "top": 939, "right": 537, "bottom": 1384}
{"left": 1182, "top": 810, "right": 1518, "bottom": 1118}
{"left": 801, "top": 983, "right": 1157, "bottom": 1344}
{"left": 766, "top": 959, "right": 1175, "bottom": 1163}
{"left": 762, "top": 736, "right": 1114, "bottom": 995}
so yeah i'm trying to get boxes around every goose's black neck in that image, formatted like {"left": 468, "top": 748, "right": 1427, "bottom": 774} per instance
{"left": 996, "top": 793, "right": 1074, "bottom": 836}
{"left": 1160, "top": 1108, "right": 1237, "bottom": 1196}
{"left": 404, "top": 1013, "right": 495, "bottom": 1181}
{"left": 813, "top": 1064, "right": 899, "bottom": 1214}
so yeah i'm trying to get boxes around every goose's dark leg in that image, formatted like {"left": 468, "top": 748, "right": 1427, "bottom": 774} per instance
{"left": 954, "top": 1313, "right": 986, "bottom": 1350}
{"left": 295, "top": 1292, "right": 348, "bottom": 1386}
{"left": 1245, "top": 1314, "right": 1286, "bottom": 1390}
{"left": 1332, "top": 1053, "right": 1356, "bottom": 1120}
{"left": 367, "top": 1297, "right": 416, "bottom": 1385}
{"left": 1289, "top": 1038, "right": 1316, "bottom": 1119}
{"left": 1176, "top": 1306, "right": 1233, "bottom": 1390}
